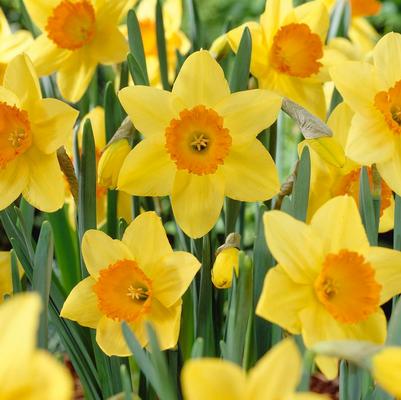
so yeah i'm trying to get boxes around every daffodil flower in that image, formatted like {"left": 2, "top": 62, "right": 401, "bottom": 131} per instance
{"left": 257, "top": 196, "right": 401, "bottom": 378}
{"left": 0, "top": 54, "right": 78, "bottom": 212}
{"left": 61, "top": 211, "right": 201, "bottom": 356}
{"left": 227, "top": 0, "right": 329, "bottom": 119}
{"left": 25, "top": 0, "right": 135, "bottom": 102}
{"left": 331, "top": 33, "right": 401, "bottom": 196}
{"left": 302, "top": 102, "right": 394, "bottom": 233}
{"left": 0, "top": 8, "right": 33, "bottom": 81}
{"left": 181, "top": 338, "right": 328, "bottom": 400}
{"left": 117, "top": 50, "right": 281, "bottom": 238}
{"left": 0, "top": 293, "right": 73, "bottom": 399}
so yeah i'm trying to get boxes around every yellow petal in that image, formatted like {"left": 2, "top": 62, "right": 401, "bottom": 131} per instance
{"left": 82, "top": 230, "right": 133, "bottom": 278}
{"left": 31, "top": 98, "right": 79, "bottom": 154}
{"left": 379, "top": 195, "right": 394, "bottom": 233}
{"left": 301, "top": 137, "right": 346, "bottom": 169}
{"left": 377, "top": 137, "right": 401, "bottom": 195}
{"left": 60, "top": 277, "right": 102, "bottom": 329}
{"left": 96, "top": 316, "right": 146, "bottom": 356}
{"left": 222, "top": 140, "right": 279, "bottom": 201}
{"left": 152, "top": 251, "right": 201, "bottom": 307}
{"left": 373, "top": 32, "right": 401, "bottom": 89}
{"left": 0, "top": 252, "right": 12, "bottom": 302}
{"left": 22, "top": 148, "right": 64, "bottom": 212}
{"left": 246, "top": 338, "right": 301, "bottom": 399}
{"left": 3, "top": 54, "right": 41, "bottom": 110}
{"left": 23, "top": 0, "right": 59, "bottom": 31}
{"left": 27, "top": 350, "right": 73, "bottom": 400}
{"left": 372, "top": 347, "right": 401, "bottom": 398}
{"left": 95, "top": 0, "right": 137, "bottom": 25}
{"left": 117, "top": 139, "right": 176, "bottom": 196}
{"left": 181, "top": 358, "right": 246, "bottom": 400}
{"left": 118, "top": 86, "right": 179, "bottom": 140}
{"left": 263, "top": 211, "right": 324, "bottom": 283}
{"left": 89, "top": 27, "right": 128, "bottom": 64}
{"left": 57, "top": 50, "right": 97, "bottom": 103}
{"left": 346, "top": 112, "right": 394, "bottom": 165}
{"left": 171, "top": 171, "right": 225, "bottom": 239}
{"left": 0, "top": 293, "right": 41, "bottom": 384}
{"left": 27, "top": 34, "right": 69, "bottom": 76}
{"left": 79, "top": 106, "right": 106, "bottom": 149}
{"left": 329, "top": 61, "right": 380, "bottom": 118}
{"left": 0, "top": 30, "right": 33, "bottom": 63}
{"left": 327, "top": 102, "right": 354, "bottom": 149}
{"left": 215, "top": 89, "right": 282, "bottom": 146}
{"left": 310, "top": 195, "right": 370, "bottom": 254}
{"left": 122, "top": 211, "right": 173, "bottom": 276}
{"left": 0, "top": 86, "right": 20, "bottom": 107}
{"left": 366, "top": 247, "right": 401, "bottom": 304}
{"left": 172, "top": 50, "right": 230, "bottom": 108}
{"left": 256, "top": 265, "right": 314, "bottom": 333}
{"left": 0, "top": 157, "right": 28, "bottom": 211}
{"left": 146, "top": 299, "right": 181, "bottom": 350}
{"left": 0, "top": 8, "right": 10, "bottom": 37}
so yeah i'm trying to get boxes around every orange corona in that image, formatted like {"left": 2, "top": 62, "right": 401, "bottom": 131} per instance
{"left": 165, "top": 105, "right": 232, "bottom": 175}
{"left": 0, "top": 102, "right": 31, "bottom": 168}
{"left": 375, "top": 80, "right": 401, "bottom": 136}
{"left": 46, "top": 0, "right": 96, "bottom": 50}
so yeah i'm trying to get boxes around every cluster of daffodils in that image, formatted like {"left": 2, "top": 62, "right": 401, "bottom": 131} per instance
{"left": 1, "top": 0, "right": 401, "bottom": 399}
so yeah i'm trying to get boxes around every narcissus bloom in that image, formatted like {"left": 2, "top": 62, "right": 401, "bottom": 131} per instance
{"left": 372, "top": 347, "right": 401, "bottom": 397}
{"left": 0, "top": 54, "right": 78, "bottom": 211}
{"left": 118, "top": 50, "right": 281, "bottom": 238}
{"left": 181, "top": 338, "right": 327, "bottom": 400}
{"left": 330, "top": 33, "right": 401, "bottom": 195}
{"left": 302, "top": 103, "right": 394, "bottom": 232}
{"left": 227, "top": 0, "right": 329, "bottom": 119}
{"left": 25, "top": 0, "right": 135, "bottom": 102}
{"left": 0, "top": 293, "right": 73, "bottom": 399}
{"left": 61, "top": 211, "right": 201, "bottom": 356}
{"left": 257, "top": 196, "right": 401, "bottom": 378}
{"left": 0, "top": 8, "right": 33, "bottom": 81}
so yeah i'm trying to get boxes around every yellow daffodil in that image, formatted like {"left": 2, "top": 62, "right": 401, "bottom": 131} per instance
{"left": 61, "top": 211, "right": 201, "bottom": 356}
{"left": 0, "top": 292, "right": 73, "bottom": 399}
{"left": 303, "top": 102, "right": 394, "bottom": 233}
{"left": 0, "top": 54, "right": 78, "bottom": 212}
{"left": 182, "top": 338, "right": 328, "bottom": 400}
{"left": 0, "top": 252, "right": 23, "bottom": 303}
{"left": 226, "top": 0, "right": 329, "bottom": 119}
{"left": 117, "top": 50, "right": 281, "bottom": 238}
{"left": 257, "top": 196, "right": 401, "bottom": 378}
{"left": 372, "top": 347, "right": 401, "bottom": 397}
{"left": 331, "top": 32, "right": 401, "bottom": 195}
{"left": 25, "top": 0, "right": 135, "bottom": 102}
{"left": 0, "top": 8, "right": 33, "bottom": 82}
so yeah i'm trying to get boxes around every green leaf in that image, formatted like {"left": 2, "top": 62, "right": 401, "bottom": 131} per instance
{"left": 120, "top": 364, "right": 133, "bottom": 400}
{"left": 190, "top": 338, "right": 204, "bottom": 359}
{"left": 156, "top": 0, "right": 170, "bottom": 90}
{"left": 10, "top": 250, "right": 22, "bottom": 294}
{"left": 388, "top": 297, "right": 401, "bottom": 346}
{"left": 229, "top": 27, "right": 251, "bottom": 93}
{"left": 184, "top": 0, "right": 202, "bottom": 51}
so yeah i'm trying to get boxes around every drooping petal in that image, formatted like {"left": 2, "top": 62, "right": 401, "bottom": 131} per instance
{"left": 181, "top": 359, "right": 246, "bottom": 400}
{"left": 263, "top": 211, "right": 324, "bottom": 283}
{"left": 57, "top": 51, "right": 97, "bottom": 103}
{"left": 89, "top": 27, "right": 128, "bottom": 64}
{"left": 222, "top": 140, "right": 279, "bottom": 202}
{"left": 22, "top": 148, "right": 64, "bottom": 212}
{"left": 366, "top": 247, "right": 401, "bottom": 304}
{"left": 377, "top": 136, "right": 401, "bottom": 196}
{"left": 152, "top": 251, "right": 201, "bottom": 308}
{"left": 31, "top": 98, "right": 79, "bottom": 154}
{"left": 246, "top": 338, "right": 301, "bottom": 399}
{"left": 310, "top": 195, "right": 370, "bottom": 254}
{"left": 0, "top": 157, "right": 28, "bottom": 211}
{"left": 118, "top": 86, "right": 179, "bottom": 140}
{"left": 60, "top": 277, "right": 102, "bottom": 329}
{"left": 346, "top": 112, "right": 394, "bottom": 165}
{"left": 117, "top": 139, "right": 176, "bottom": 196}
{"left": 172, "top": 50, "right": 230, "bottom": 108}
{"left": 3, "top": 54, "right": 41, "bottom": 110}
{"left": 82, "top": 230, "right": 133, "bottom": 278}
{"left": 122, "top": 211, "right": 173, "bottom": 276}
{"left": 215, "top": 89, "right": 282, "bottom": 146}
{"left": 256, "top": 265, "right": 315, "bottom": 333}
{"left": 171, "top": 170, "right": 225, "bottom": 238}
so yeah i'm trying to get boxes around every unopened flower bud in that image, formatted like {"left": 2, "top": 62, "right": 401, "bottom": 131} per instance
{"left": 211, "top": 247, "right": 240, "bottom": 289}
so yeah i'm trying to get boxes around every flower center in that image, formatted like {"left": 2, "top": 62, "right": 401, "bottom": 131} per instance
{"left": 140, "top": 19, "right": 157, "bottom": 57}
{"left": 93, "top": 259, "right": 153, "bottom": 322}
{"left": 350, "top": 0, "right": 381, "bottom": 17}
{"left": 0, "top": 102, "right": 31, "bottom": 168}
{"left": 374, "top": 80, "right": 401, "bottom": 135}
{"left": 314, "top": 250, "right": 381, "bottom": 324}
{"left": 165, "top": 105, "right": 232, "bottom": 175}
{"left": 46, "top": 0, "right": 96, "bottom": 50}
{"left": 270, "top": 23, "right": 323, "bottom": 78}
{"left": 332, "top": 167, "right": 392, "bottom": 217}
